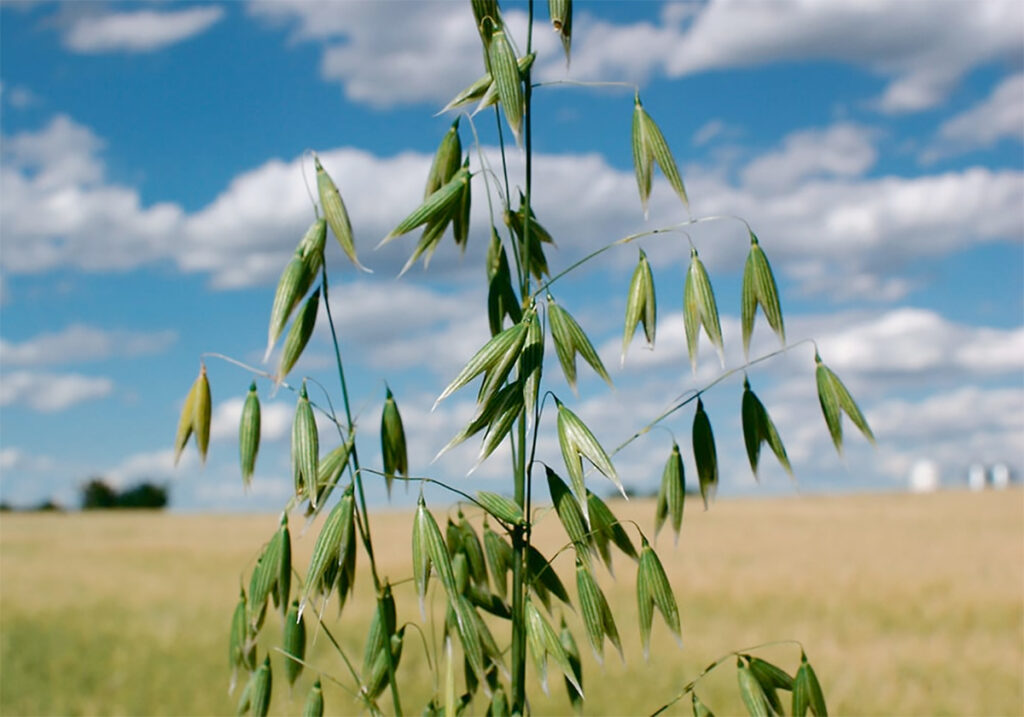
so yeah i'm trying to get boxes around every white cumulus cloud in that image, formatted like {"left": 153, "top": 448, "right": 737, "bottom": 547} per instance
{"left": 0, "top": 325, "right": 176, "bottom": 366}
{"left": 924, "top": 73, "right": 1024, "bottom": 161}
{"left": 0, "top": 370, "right": 113, "bottom": 411}
{"left": 62, "top": 6, "right": 224, "bottom": 54}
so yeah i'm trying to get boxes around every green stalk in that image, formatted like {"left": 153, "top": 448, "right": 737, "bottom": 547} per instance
{"left": 321, "top": 265, "right": 403, "bottom": 717}
{"left": 509, "top": 4, "right": 535, "bottom": 714}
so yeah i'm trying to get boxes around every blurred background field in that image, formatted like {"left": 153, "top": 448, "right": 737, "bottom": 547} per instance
{"left": 2, "top": 488, "right": 1021, "bottom": 716}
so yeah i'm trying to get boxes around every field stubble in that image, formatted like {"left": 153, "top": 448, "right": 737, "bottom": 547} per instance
{"left": 1, "top": 489, "right": 1021, "bottom": 716}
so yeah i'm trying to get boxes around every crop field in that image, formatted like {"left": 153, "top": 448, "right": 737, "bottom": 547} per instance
{"left": 2, "top": 489, "right": 1021, "bottom": 716}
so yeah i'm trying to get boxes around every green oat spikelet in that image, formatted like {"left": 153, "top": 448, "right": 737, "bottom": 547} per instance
{"left": 380, "top": 386, "right": 408, "bottom": 498}
{"left": 622, "top": 248, "right": 657, "bottom": 364}
{"left": 741, "top": 231, "right": 785, "bottom": 358}
{"left": 292, "top": 383, "right": 319, "bottom": 506}
{"left": 741, "top": 377, "right": 793, "bottom": 479}
{"left": 175, "top": 363, "right": 211, "bottom": 466}
{"left": 302, "top": 680, "right": 324, "bottom": 717}
{"left": 239, "top": 381, "right": 261, "bottom": 487}
{"left": 815, "top": 352, "right": 875, "bottom": 454}
{"left": 632, "top": 93, "right": 688, "bottom": 218}
{"left": 315, "top": 156, "right": 369, "bottom": 272}
{"left": 277, "top": 287, "right": 319, "bottom": 382}
{"left": 547, "top": 295, "right": 612, "bottom": 393}
{"left": 556, "top": 399, "right": 624, "bottom": 518}
{"left": 692, "top": 398, "right": 718, "bottom": 509}
{"left": 654, "top": 441, "right": 685, "bottom": 543}
{"left": 684, "top": 247, "right": 725, "bottom": 371}
{"left": 265, "top": 219, "right": 325, "bottom": 361}
{"left": 282, "top": 600, "right": 306, "bottom": 686}
{"left": 636, "top": 537, "right": 681, "bottom": 660}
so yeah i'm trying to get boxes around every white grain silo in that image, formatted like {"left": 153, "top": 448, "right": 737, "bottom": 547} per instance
{"left": 908, "top": 459, "right": 940, "bottom": 493}
{"left": 968, "top": 463, "right": 988, "bottom": 491}
{"left": 991, "top": 463, "right": 1011, "bottom": 489}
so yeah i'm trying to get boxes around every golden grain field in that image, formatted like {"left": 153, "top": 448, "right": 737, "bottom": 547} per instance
{"left": 2, "top": 489, "right": 1021, "bottom": 716}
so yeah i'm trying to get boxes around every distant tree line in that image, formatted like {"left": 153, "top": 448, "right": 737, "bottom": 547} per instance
{"left": 0, "top": 478, "right": 170, "bottom": 512}
{"left": 81, "top": 478, "right": 168, "bottom": 510}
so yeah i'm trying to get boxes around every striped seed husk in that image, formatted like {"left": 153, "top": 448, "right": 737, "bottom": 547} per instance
{"left": 548, "top": 297, "right": 611, "bottom": 392}
{"left": 249, "top": 527, "right": 284, "bottom": 628}
{"left": 793, "top": 652, "right": 828, "bottom": 717}
{"left": 517, "top": 307, "right": 539, "bottom": 402}
{"left": 229, "top": 588, "right": 247, "bottom": 673}
{"left": 558, "top": 616, "right": 584, "bottom": 712}
{"left": 742, "top": 378, "right": 793, "bottom": 478}
{"left": 362, "top": 584, "right": 396, "bottom": 679}
{"left": 692, "top": 692, "right": 714, "bottom": 717}
{"left": 473, "top": 383, "right": 523, "bottom": 469}
{"left": 528, "top": 600, "right": 582, "bottom": 696}
{"left": 622, "top": 248, "right": 656, "bottom": 364}
{"left": 277, "top": 287, "right": 320, "bottom": 382}
{"left": 315, "top": 157, "right": 367, "bottom": 272}
{"left": 546, "top": 467, "right": 592, "bottom": 562}
{"left": 575, "top": 559, "right": 621, "bottom": 662}
{"left": 741, "top": 232, "right": 785, "bottom": 358}
{"left": 486, "top": 26, "right": 524, "bottom": 144}
{"left": 587, "top": 489, "right": 638, "bottom": 570}
{"left": 434, "top": 317, "right": 528, "bottom": 409}
{"left": 412, "top": 499, "right": 431, "bottom": 614}
{"left": 632, "top": 95, "right": 653, "bottom": 218}
{"left": 453, "top": 594, "right": 486, "bottom": 683}
{"left": 249, "top": 657, "right": 272, "bottom": 717}
{"left": 684, "top": 248, "right": 725, "bottom": 372}
{"left": 193, "top": 365, "right": 212, "bottom": 464}
{"left": 817, "top": 355, "right": 874, "bottom": 454}
{"left": 173, "top": 372, "right": 199, "bottom": 466}
{"left": 265, "top": 219, "right": 324, "bottom": 361}
{"left": 637, "top": 539, "right": 681, "bottom": 659}
{"left": 655, "top": 442, "right": 685, "bottom": 542}
{"left": 310, "top": 439, "right": 352, "bottom": 513}
{"left": 239, "top": 382, "right": 261, "bottom": 487}
{"left": 526, "top": 544, "right": 571, "bottom": 609}
{"left": 556, "top": 400, "right": 623, "bottom": 520}
{"left": 282, "top": 601, "right": 306, "bottom": 686}
{"left": 425, "top": 119, "right": 462, "bottom": 198}
{"left": 737, "top": 658, "right": 771, "bottom": 717}
{"left": 692, "top": 398, "right": 718, "bottom": 509}
{"left": 548, "top": 0, "right": 572, "bottom": 63}
{"left": 380, "top": 387, "right": 408, "bottom": 498}
{"left": 275, "top": 517, "right": 291, "bottom": 613}
{"left": 483, "top": 523, "right": 513, "bottom": 600}
{"left": 381, "top": 166, "right": 470, "bottom": 246}
{"left": 640, "top": 101, "right": 688, "bottom": 210}
{"left": 292, "top": 385, "right": 319, "bottom": 506}
{"left": 458, "top": 516, "right": 489, "bottom": 589}
{"left": 475, "top": 491, "right": 524, "bottom": 526}
{"left": 300, "top": 487, "right": 351, "bottom": 614}
{"left": 747, "top": 657, "right": 789, "bottom": 715}
{"left": 302, "top": 680, "right": 324, "bottom": 717}
{"left": 421, "top": 500, "right": 458, "bottom": 600}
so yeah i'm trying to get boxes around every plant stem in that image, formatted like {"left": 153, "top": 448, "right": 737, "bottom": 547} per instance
{"left": 320, "top": 265, "right": 403, "bottom": 716}
{"left": 510, "top": 4, "right": 535, "bottom": 714}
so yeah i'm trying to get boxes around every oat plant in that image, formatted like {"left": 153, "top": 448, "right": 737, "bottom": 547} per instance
{"left": 177, "top": 2, "right": 872, "bottom": 715}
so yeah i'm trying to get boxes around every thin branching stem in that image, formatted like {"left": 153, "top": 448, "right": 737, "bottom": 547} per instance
{"left": 649, "top": 640, "right": 805, "bottom": 716}
{"left": 532, "top": 213, "right": 755, "bottom": 298}
{"left": 532, "top": 79, "right": 637, "bottom": 93}
{"left": 319, "top": 265, "right": 403, "bottom": 716}
{"left": 611, "top": 340, "right": 816, "bottom": 458}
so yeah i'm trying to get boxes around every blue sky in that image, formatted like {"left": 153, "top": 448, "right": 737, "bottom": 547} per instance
{"left": 1, "top": 0, "right": 1021, "bottom": 511}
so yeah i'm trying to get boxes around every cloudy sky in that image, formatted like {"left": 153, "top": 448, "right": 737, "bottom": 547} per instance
{"left": 1, "top": 0, "right": 1021, "bottom": 511}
